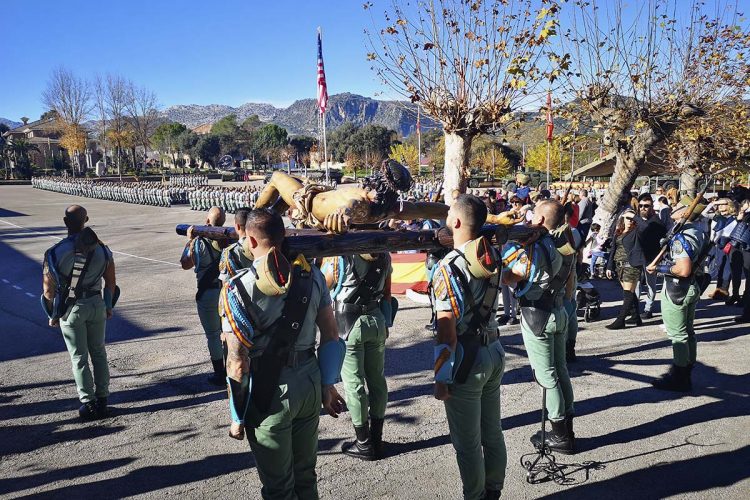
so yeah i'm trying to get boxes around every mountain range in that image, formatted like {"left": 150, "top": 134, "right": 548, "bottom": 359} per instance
{"left": 0, "top": 118, "right": 22, "bottom": 129}
{"left": 161, "top": 93, "right": 440, "bottom": 137}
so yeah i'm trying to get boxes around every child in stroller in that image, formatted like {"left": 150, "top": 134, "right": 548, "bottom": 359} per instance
{"left": 576, "top": 280, "right": 602, "bottom": 322}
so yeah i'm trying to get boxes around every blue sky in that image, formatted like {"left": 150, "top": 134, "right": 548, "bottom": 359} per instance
{"left": 0, "top": 0, "right": 387, "bottom": 121}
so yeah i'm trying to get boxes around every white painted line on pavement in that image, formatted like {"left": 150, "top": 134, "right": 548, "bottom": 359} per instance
{"left": 0, "top": 219, "right": 180, "bottom": 267}
{"left": 1, "top": 279, "right": 9, "bottom": 283}
{"left": 12, "top": 285, "right": 22, "bottom": 290}
{"left": 25, "top": 292, "right": 35, "bottom": 298}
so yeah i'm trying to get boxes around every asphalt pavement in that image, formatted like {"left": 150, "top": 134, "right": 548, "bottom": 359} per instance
{"left": 0, "top": 185, "right": 748, "bottom": 499}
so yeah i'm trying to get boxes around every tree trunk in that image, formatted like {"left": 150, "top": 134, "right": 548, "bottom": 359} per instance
{"left": 443, "top": 132, "right": 473, "bottom": 205}
{"left": 593, "top": 150, "right": 643, "bottom": 237}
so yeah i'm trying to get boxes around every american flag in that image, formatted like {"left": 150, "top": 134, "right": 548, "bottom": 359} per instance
{"left": 546, "top": 91, "right": 554, "bottom": 142}
{"left": 317, "top": 29, "right": 328, "bottom": 114}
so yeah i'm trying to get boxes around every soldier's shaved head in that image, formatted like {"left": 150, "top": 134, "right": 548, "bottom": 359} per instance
{"left": 206, "top": 206, "right": 226, "bottom": 227}
{"left": 245, "top": 209, "right": 285, "bottom": 248}
{"left": 234, "top": 207, "right": 252, "bottom": 237}
{"left": 533, "top": 200, "right": 564, "bottom": 230}
{"left": 452, "top": 194, "right": 487, "bottom": 235}
{"left": 64, "top": 205, "right": 88, "bottom": 233}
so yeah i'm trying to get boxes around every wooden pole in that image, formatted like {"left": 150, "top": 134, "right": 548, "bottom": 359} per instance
{"left": 176, "top": 224, "right": 546, "bottom": 259}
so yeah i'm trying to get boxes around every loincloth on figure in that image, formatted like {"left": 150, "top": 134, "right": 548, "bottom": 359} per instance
{"left": 291, "top": 183, "right": 334, "bottom": 230}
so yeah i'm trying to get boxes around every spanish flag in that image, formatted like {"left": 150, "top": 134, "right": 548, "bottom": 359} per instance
{"left": 390, "top": 252, "right": 428, "bottom": 295}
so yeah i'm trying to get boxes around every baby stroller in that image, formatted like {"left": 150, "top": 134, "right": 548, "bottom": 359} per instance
{"left": 576, "top": 280, "right": 601, "bottom": 322}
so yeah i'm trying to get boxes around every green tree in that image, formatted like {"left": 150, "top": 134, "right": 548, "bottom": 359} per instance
{"left": 254, "top": 123, "right": 289, "bottom": 164}
{"left": 152, "top": 122, "right": 187, "bottom": 167}
{"left": 194, "top": 134, "right": 221, "bottom": 169}
{"left": 6, "top": 138, "right": 40, "bottom": 179}
{"left": 241, "top": 115, "right": 263, "bottom": 132}
{"left": 40, "top": 110, "right": 58, "bottom": 121}
{"left": 211, "top": 114, "right": 240, "bottom": 137}
{"left": 177, "top": 130, "right": 200, "bottom": 168}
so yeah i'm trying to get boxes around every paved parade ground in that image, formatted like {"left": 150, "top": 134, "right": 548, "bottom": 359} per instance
{"left": 1, "top": 185, "right": 749, "bottom": 499}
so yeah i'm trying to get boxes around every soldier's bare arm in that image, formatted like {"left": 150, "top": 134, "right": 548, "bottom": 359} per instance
{"left": 434, "top": 311, "right": 457, "bottom": 401}
{"left": 103, "top": 260, "right": 117, "bottom": 319}
{"left": 180, "top": 226, "right": 196, "bottom": 270}
{"left": 225, "top": 331, "right": 250, "bottom": 439}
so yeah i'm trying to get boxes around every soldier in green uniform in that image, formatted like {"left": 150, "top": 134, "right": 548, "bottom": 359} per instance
{"left": 431, "top": 194, "right": 506, "bottom": 500}
{"left": 181, "top": 206, "right": 228, "bottom": 386}
{"left": 557, "top": 203, "right": 583, "bottom": 363}
{"left": 220, "top": 209, "right": 346, "bottom": 500}
{"left": 646, "top": 196, "right": 708, "bottom": 392}
{"left": 219, "top": 207, "right": 254, "bottom": 283}
{"left": 41, "top": 205, "right": 118, "bottom": 420}
{"left": 321, "top": 252, "right": 394, "bottom": 460}
{"left": 502, "top": 200, "right": 576, "bottom": 454}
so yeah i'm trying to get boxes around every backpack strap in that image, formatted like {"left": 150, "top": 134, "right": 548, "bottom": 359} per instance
{"left": 250, "top": 262, "right": 315, "bottom": 416}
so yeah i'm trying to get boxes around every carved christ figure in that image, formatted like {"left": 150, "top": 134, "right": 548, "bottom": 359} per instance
{"left": 255, "top": 160, "right": 520, "bottom": 233}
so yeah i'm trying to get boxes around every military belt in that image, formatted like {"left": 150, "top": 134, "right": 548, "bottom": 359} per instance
{"left": 286, "top": 348, "right": 316, "bottom": 368}
{"left": 77, "top": 290, "right": 102, "bottom": 299}
{"left": 336, "top": 300, "right": 380, "bottom": 315}
{"left": 459, "top": 329, "right": 499, "bottom": 347}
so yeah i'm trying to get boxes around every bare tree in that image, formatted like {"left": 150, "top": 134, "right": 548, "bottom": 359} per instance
{"left": 41, "top": 67, "right": 93, "bottom": 174}
{"left": 94, "top": 75, "right": 108, "bottom": 174}
{"left": 103, "top": 74, "right": 130, "bottom": 177}
{"left": 42, "top": 67, "right": 92, "bottom": 126}
{"left": 366, "top": 0, "right": 560, "bottom": 200}
{"left": 124, "top": 81, "right": 160, "bottom": 172}
{"left": 560, "top": 0, "right": 750, "bottom": 233}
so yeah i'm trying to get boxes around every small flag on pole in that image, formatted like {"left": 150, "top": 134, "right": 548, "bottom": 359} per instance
{"left": 546, "top": 91, "right": 554, "bottom": 142}
{"left": 317, "top": 28, "right": 328, "bottom": 114}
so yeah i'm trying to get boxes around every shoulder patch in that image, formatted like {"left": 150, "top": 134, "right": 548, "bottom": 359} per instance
{"left": 671, "top": 239, "right": 684, "bottom": 254}
{"left": 432, "top": 266, "right": 450, "bottom": 301}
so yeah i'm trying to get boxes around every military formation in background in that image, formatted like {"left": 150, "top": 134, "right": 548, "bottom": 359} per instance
{"left": 169, "top": 174, "right": 208, "bottom": 187}
{"left": 188, "top": 185, "right": 261, "bottom": 213}
{"left": 31, "top": 176, "right": 265, "bottom": 213}
{"left": 32, "top": 177, "right": 183, "bottom": 207}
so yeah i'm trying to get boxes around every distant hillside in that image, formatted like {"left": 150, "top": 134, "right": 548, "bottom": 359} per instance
{"left": 160, "top": 93, "right": 439, "bottom": 137}
{"left": 0, "top": 118, "right": 22, "bottom": 129}
{"left": 162, "top": 103, "right": 277, "bottom": 129}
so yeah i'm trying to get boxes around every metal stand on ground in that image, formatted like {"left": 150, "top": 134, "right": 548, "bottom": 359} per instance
{"left": 520, "top": 375, "right": 569, "bottom": 484}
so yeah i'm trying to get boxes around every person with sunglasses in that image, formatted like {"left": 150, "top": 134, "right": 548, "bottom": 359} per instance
{"left": 605, "top": 209, "right": 646, "bottom": 329}
{"left": 634, "top": 194, "right": 667, "bottom": 320}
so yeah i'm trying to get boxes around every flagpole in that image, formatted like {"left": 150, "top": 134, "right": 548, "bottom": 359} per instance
{"left": 323, "top": 111, "right": 329, "bottom": 184}
{"left": 418, "top": 114, "right": 422, "bottom": 173}
{"left": 546, "top": 139, "right": 551, "bottom": 187}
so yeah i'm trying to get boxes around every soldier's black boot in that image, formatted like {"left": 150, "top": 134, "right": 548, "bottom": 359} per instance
{"left": 342, "top": 425, "right": 375, "bottom": 461}
{"left": 566, "top": 414, "right": 575, "bottom": 443}
{"left": 484, "top": 489, "right": 501, "bottom": 500}
{"left": 79, "top": 401, "right": 99, "bottom": 421}
{"left": 651, "top": 364, "right": 692, "bottom": 392}
{"left": 370, "top": 418, "right": 385, "bottom": 459}
{"left": 605, "top": 290, "right": 632, "bottom": 330}
{"left": 544, "top": 419, "right": 575, "bottom": 455}
{"left": 207, "top": 358, "right": 226, "bottom": 387}
{"left": 530, "top": 417, "right": 575, "bottom": 454}
{"left": 96, "top": 397, "right": 109, "bottom": 418}
{"left": 566, "top": 340, "right": 577, "bottom": 363}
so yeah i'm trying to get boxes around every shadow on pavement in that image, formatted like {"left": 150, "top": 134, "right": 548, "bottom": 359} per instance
{"left": 539, "top": 444, "right": 750, "bottom": 499}
{"left": 17, "top": 452, "right": 252, "bottom": 499}
{"left": 0, "top": 458, "right": 136, "bottom": 497}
